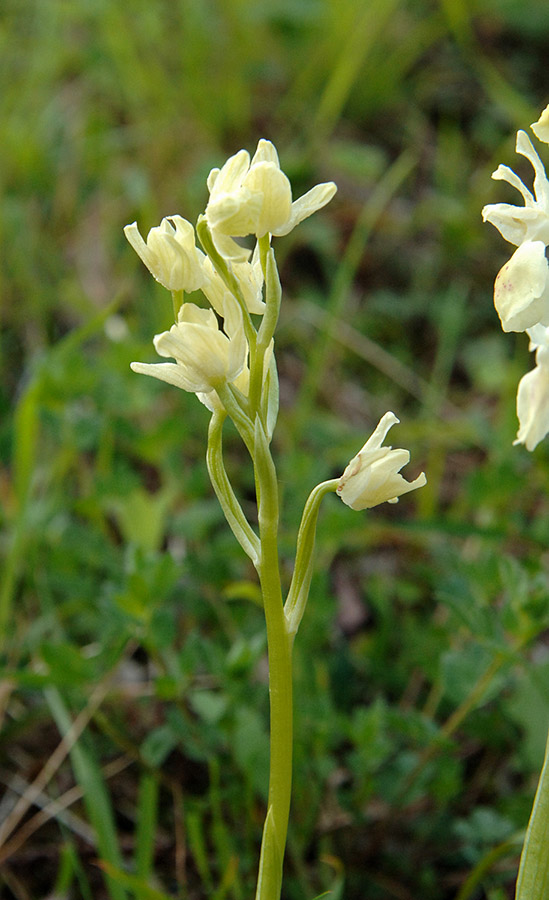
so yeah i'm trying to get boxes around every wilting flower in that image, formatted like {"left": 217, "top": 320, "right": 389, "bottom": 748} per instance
{"left": 337, "top": 412, "right": 426, "bottom": 510}
{"left": 482, "top": 129, "right": 549, "bottom": 248}
{"left": 130, "top": 299, "right": 247, "bottom": 395}
{"left": 514, "top": 324, "right": 549, "bottom": 450}
{"left": 205, "top": 139, "right": 337, "bottom": 258}
{"left": 493, "top": 240, "right": 549, "bottom": 332}
{"left": 124, "top": 216, "right": 206, "bottom": 292}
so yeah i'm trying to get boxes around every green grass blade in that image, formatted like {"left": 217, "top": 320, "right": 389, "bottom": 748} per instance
{"left": 135, "top": 771, "right": 159, "bottom": 887}
{"left": 516, "top": 728, "right": 549, "bottom": 900}
{"left": 45, "top": 687, "right": 128, "bottom": 900}
{"left": 100, "top": 862, "right": 178, "bottom": 900}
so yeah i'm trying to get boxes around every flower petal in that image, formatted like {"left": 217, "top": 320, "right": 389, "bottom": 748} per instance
{"left": 514, "top": 363, "right": 549, "bottom": 450}
{"left": 516, "top": 130, "right": 549, "bottom": 210}
{"left": 250, "top": 139, "right": 280, "bottom": 167}
{"left": 273, "top": 182, "right": 337, "bottom": 236}
{"left": 130, "top": 361, "right": 208, "bottom": 393}
{"left": 494, "top": 241, "right": 549, "bottom": 332}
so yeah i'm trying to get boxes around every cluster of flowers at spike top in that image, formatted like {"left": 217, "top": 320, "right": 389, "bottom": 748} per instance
{"left": 126, "top": 140, "right": 425, "bottom": 509}
{"left": 126, "top": 140, "right": 336, "bottom": 410}
{"left": 482, "top": 104, "right": 549, "bottom": 450}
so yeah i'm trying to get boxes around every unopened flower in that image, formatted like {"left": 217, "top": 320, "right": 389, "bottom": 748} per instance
{"left": 337, "top": 412, "right": 426, "bottom": 510}
{"left": 130, "top": 300, "right": 247, "bottom": 395}
{"left": 514, "top": 324, "right": 549, "bottom": 450}
{"left": 205, "top": 139, "right": 337, "bottom": 258}
{"left": 124, "top": 216, "right": 206, "bottom": 292}
{"left": 482, "top": 129, "right": 549, "bottom": 247}
{"left": 493, "top": 240, "right": 549, "bottom": 332}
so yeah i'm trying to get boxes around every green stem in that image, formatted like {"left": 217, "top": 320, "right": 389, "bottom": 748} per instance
{"left": 215, "top": 383, "right": 255, "bottom": 456}
{"left": 171, "top": 290, "right": 184, "bottom": 320}
{"left": 253, "top": 417, "right": 293, "bottom": 900}
{"left": 285, "top": 479, "right": 339, "bottom": 639}
{"left": 516, "top": 726, "right": 549, "bottom": 900}
{"left": 196, "top": 216, "right": 257, "bottom": 351}
{"left": 206, "top": 411, "right": 260, "bottom": 566}
{"left": 250, "top": 244, "right": 281, "bottom": 419}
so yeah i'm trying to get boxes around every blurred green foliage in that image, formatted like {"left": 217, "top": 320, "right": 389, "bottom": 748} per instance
{"left": 2, "top": 0, "right": 549, "bottom": 898}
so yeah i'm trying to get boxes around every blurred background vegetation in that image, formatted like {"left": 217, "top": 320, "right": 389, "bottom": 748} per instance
{"left": 2, "top": 0, "right": 549, "bottom": 898}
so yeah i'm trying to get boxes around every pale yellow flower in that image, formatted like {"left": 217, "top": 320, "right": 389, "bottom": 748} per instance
{"left": 514, "top": 325, "right": 549, "bottom": 450}
{"left": 337, "top": 413, "right": 426, "bottom": 511}
{"left": 493, "top": 240, "right": 549, "bottom": 332}
{"left": 124, "top": 216, "right": 205, "bottom": 292}
{"left": 130, "top": 300, "right": 247, "bottom": 395}
{"left": 205, "top": 140, "right": 337, "bottom": 258}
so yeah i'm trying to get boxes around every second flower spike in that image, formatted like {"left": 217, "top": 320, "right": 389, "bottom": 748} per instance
{"left": 337, "top": 413, "right": 426, "bottom": 510}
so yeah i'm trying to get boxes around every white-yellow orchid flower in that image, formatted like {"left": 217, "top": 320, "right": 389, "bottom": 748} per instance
{"left": 337, "top": 413, "right": 426, "bottom": 510}
{"left": 124, "top": 216, "right": 205, "bottom": 293}
{"left": 514, "top": 325, "right": 549, "bottom": 450}
{"left": 493, "top": 240, "right": 549, "bottom": 332}
{"left": 130, "top": 299, "right": 247, "bottom": 396}
{"left": 531, "top": 104, "right": 549, "bottom": 144}
{"left": 201, "top": 248, "right": 266, "bottom": 316}
{"left": 205, "top": 139, "right": 337, "bottom": 258}
{"left": 124, "top": 216, "right": 206, "bottom": 292}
